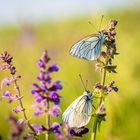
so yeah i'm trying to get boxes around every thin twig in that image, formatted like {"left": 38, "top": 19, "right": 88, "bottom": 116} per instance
{"left": 13, "top": 76, "right": 38, "bottom": 139}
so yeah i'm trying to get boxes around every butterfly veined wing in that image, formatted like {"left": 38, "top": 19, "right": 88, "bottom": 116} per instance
{"left": 62, "top": 92, "right": 92, "bottom": 128}
{"left": 68, "top": 95, "right": 92, "bottom": 128}
{"left": 62, "top": 95, "right": 84, "bottom": 124}
{"left": 70, "top": 33, "right": 104, "bottom": 60}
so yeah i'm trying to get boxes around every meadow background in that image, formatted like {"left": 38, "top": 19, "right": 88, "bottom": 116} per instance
{"left": 0, "top": 0, "right": 140, "bottom": 140}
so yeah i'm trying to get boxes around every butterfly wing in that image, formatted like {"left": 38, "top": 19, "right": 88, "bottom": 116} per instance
{"left": 62, "top": 94, "right": 92, "bottom": 128}
{"left": 62, "top": 95, "right": 84, "bottom": 124}
{"left": 70, "top": 33, "right": 104, "bottom": 60}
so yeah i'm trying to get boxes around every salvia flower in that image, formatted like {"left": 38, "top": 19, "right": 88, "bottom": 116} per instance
{"left": 31, "top": 104, "right": 44, "bottom": 116}
{"left": 31, "top": 50, "right": 63, "bottom": 138}
{"left": 31, "top": 50, "right": 62, "bottom": 113}
{"left": 7, "top": 114, "right": 25, "bottom": 139}
{"left": 49, "top": 105, "right": 61, "bottom": 117}
{"left": 13, "top": 106, "right": 24, "bottom": 113}
{"left": 70, "top": 127, "right": 89, "bottom": 137}
{"left": 50, "top": 122, "right": 64, "bottom": 139}
{"left": 49, "top": 81, "right": 63, "bottom": 91}
{"left": 2, "top": 91, "right": 17, "bottom": 103}
{"left": 0, "top": 51, "right": 37, "bottom": 138}
{"left": 49, "top": 91, "right": 61, "bottom": 105}
{"left": 47, "top": 64, "right": 59, "bottom": 73}
{"left": 31, "top": 124, "right": 46, "bottom": 134}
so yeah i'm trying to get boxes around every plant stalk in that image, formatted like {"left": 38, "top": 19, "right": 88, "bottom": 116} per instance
{"left": 46, "top": 99, "right": 50, "bottom": 140}
{"left": 13, "top": 76, "right": 37, "bottom": 139}
{"left": 91, "top": 60, "right": 108, "bottom": 140}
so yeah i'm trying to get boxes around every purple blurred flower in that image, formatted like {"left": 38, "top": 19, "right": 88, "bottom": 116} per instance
{"left": 49, "top": 105, "right": 61, "bottom": 117}
{"left": 2, "top": 91, "right": 11, "bottom": 97}
{"left": 31, "top": 104, "right": 44, "bottom": 116}
{"left": 34, "top": 94, "right": 43, "bottom": 103}
{"left": 31, "top": 124, "right": 44, "bottom": 134}
{"left": 1, "top": 76, "right": 21, "bottom": 88}
{"left": 0, "top": 63, "right": 9, "bottom": 70}
{"left": 17, "top": 119, "right": 26, "bottom": 129}
{"left": 7, "top": 114, "right": 25, "bottom": 139}
{"left": 47, "top": 64, "right": 59, "bottom": 73}
{"left": 40, "top": 100, "right": 47, "bottom": 106}
{"left": 2, "top": 91, "right": 17, "bottom": 103}
{"left": 23, "top": 135, "right": 32, "bottom": 140}
{"left": 70, "top": 127, "right": 89, "bottom": 137}
{"left": 13, "top": 106, "right": 23, "bottom": 113}
{"left": 55, "top": 133, "right": 64, "bottom": 139}
{"left": 1, "top": 78, "right": 11, "bottom": 86}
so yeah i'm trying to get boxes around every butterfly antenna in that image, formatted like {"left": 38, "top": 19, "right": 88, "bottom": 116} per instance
{"left": 79, "top": 74, "right": 87, "bottom": 91}
{"left": 98, "top": 15, "right": 104, "bottom": 31}
{"left": 85, "top": 80, "right": 88, "bottom": 89}
{"left": 88, "top": 21, "right": 98, "bottom": 32}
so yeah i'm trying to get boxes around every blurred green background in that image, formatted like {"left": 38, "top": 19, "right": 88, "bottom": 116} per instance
{"left": 0, "top": 0, "right": 140, "bottom": 140}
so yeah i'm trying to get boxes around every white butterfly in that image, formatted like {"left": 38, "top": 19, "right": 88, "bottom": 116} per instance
{"left": 62, "top": 90, "right": 93, "bottom": 128}
{"left": 70, "top": 32, "right": 105, "bottom": 60}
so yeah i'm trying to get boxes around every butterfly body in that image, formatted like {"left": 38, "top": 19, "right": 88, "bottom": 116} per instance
{"left": 62, "top": 90, "right": 92, "bottom": 128}
{"left": 70, "top": 32, "right": 104, "bottom": 60}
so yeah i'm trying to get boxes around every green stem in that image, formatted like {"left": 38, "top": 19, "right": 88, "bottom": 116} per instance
{"left": 46, "top": 99, "right": 50, "bottom": 140}
{"left": 91, "top": 60, "right": 108, "bottom": 140}
{"left": 91, "top": 117, "right": 98, "bottom": 140}
{"left": 99, "top": 61, "right": 108, "bottom": 105}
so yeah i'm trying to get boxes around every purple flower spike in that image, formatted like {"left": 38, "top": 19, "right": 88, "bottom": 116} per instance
{"left": 49, "top": 105, "right": 61, "bottom": 117}
{"left": 31, "top": 50, "right": 63, "bottom": 138}
{"left": 47, "top": 64, "right": 59, "bottom": 73}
